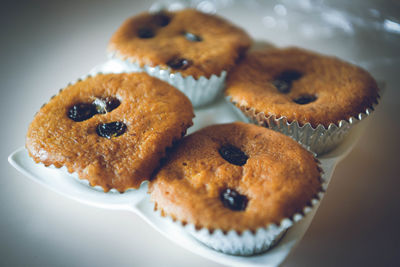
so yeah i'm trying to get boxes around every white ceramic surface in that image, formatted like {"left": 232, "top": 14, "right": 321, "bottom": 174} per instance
{"left": 8, "top": 96, "right": 367, "bottom": 267}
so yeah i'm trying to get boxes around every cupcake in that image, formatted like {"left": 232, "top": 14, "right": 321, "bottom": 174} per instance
{"left": 225, "top": 47, "right": 380, "bottom": 155}
{"left": 149, "top": 122, "right": 323, "bottom": 255}
{"left": 108, "top": 8, "right": 252, "bottom": 107}
{"left": 26, "top": 73, "right": 194, "bottom": 192}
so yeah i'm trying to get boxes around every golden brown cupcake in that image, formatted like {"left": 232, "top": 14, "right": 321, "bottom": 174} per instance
{"left": 149, "top": 122, "right": 322, "bottom": 255}
{"left": 108, "top": 9, "right": 252, "bottom": 106}
{"left": 225, "top": 47, "right": 379, "bottom": 154}
{"left": 26, "top": 73, "right": 194, "bottom": 192}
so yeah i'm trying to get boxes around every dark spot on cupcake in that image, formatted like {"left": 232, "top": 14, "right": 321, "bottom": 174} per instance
{"left": 93, "top": 97, "right": 120, "bottom": 114}
{"left": 271, "top": 80, "right": 290, "bottom": 94}
{"left": 219, "top": 144, "right": 248, "bottom": 166}
{"left": 138, "top": 28, "right": 154, "bottom": 38}
{"left": 293, "top": 94, "right": 317, "bottom": 105}
{"left": 68, "top": 103, "right": 96, "bottom": 122}
{"left": 167, "top": 58, "right": 192, "bottom": 70}
{"left": 96, "top": 121, "right": 126, "bottom": 139}
{"left": 153, "top": 13, "right": 171, "bottom": 27}
{"left": 220, "top": 188, "right": 248, "bottom": 211}
{"left": 272, "top": 70, "right": 303, "bottom": 93}
{"left": 184, "top": 32, "right": 202, "bottom": 42}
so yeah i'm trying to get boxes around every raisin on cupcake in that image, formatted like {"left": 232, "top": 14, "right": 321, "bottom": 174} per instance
{"left": 108, "top": 8, "right": 252, "bottom": 107}
{"left": 225, "top": 47, "right": 379, "bottom": 154}
{"left": 26, "top": 73, "right": 194, "bottom": 192}
{"left": 149, "top": 122, "right": 323, "bottom": 255}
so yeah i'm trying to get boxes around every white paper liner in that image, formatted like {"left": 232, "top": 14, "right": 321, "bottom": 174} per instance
{"left": 152, "top": 159, "right": 326, "bottom": 256}
{"left": 226, "top": 96, "right": 376, "bottom": 155}
{"left": 107, "top": 52, "right": 227, "bottom": 107}
{"left": 37, "top": 161, "right": 142, "bottom": 194}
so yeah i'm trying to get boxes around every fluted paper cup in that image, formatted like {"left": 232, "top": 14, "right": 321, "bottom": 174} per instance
{"left": 107, "top": 52, "right": 226, "bottom": 107}
{"left": 226, "top": 96, "right": 377, "bottom": 155}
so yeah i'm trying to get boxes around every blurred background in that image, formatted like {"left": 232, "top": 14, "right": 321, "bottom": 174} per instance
{"left": 1, "top": 0, "right": 399, "bottom": 266}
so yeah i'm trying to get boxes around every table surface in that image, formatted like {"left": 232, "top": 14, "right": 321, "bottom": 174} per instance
{"left": 1, "top": 1, "right": 399, "bottom": 266}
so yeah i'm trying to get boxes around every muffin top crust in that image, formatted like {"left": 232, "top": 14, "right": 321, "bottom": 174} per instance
{"left": 149, "top": 122, "right": 322, "bottom": 232}
{"left": 109, "top": 9, "right": 252, "bottom": 79}
{"left": 225, "top": 47, "right": 379, "bottom": 128}
{"left": 26, "top": 73, "right": 194, "bottom": 192}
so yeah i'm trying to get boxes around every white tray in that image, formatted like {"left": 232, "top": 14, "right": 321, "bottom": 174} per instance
{"left": 8, "top": 93, "right": 368, "bottom": 267}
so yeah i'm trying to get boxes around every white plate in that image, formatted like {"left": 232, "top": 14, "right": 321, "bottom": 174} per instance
{"left": 8, "top": 91, "right": 368, "bottom": 267}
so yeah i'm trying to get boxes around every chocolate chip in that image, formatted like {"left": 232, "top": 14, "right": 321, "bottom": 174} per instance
{"left": 96, "top": 121, "right": 126, "bottom": 139}
{"left": 218, "top": 144, "right": 248, "bottom": 166}
{"left": 220, "top": 188, "right": 248, "bottom": 211}
{"left": 184, "top": 32, "right": 202, "bottom": 42}
{"left": 153, "top": 13, "right": 170, "bottom": 27}
{"left": 167, "top": 58, "right": 192, "bottom": 70}
{"left": 93, "top": 97, "right": 120, "bottom": 114}
{"left": 272, "top": 70, "right": 303, "bottom": 93}
{"left": 68, "top": 103, "right": 96, "bottom": 122}
{"left": 293, "top": 94, "right": 317, "bottom": 105}
{"left": 138, "top": 28, "right": 154, "bottom": 38}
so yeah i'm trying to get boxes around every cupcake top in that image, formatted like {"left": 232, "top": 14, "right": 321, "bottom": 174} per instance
{"left": 149, "top": 122, "right": 322, "bottom": 232}
{"left": 108, "top": 9, "right": 252, "bottom": 79}
{"left": 225, "top": 47, "right": 379, "bottom": 128}
{"left": 26, "top": 73, "right": 194, "bottom": 192}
